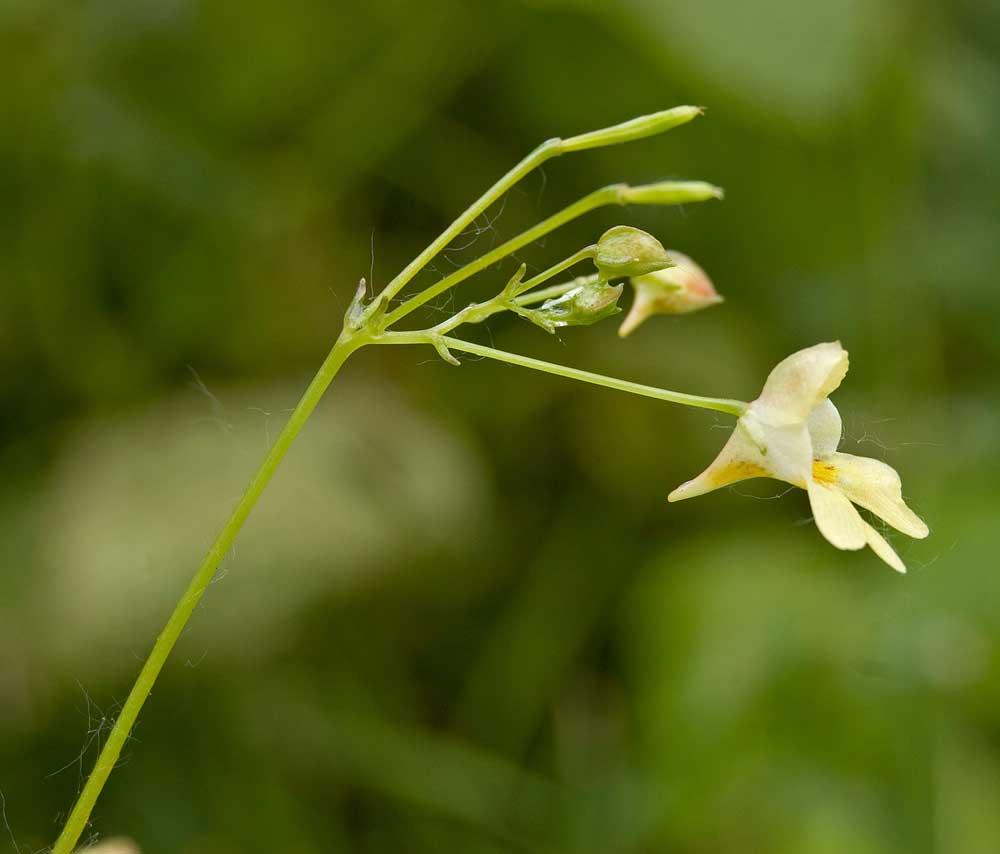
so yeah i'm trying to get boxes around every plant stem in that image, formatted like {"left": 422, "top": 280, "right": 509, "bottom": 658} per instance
{"left": 51, "top": 334, "right": 362, "bottom": 854}
{"left": 433, "top": 277, "right": 590, "bottom": 334}
{"left": 509, "top": 247, "right": 597, "bottom": 298}
{"left": 381, "top": 333, "right": 748, "bottom": 416}
{"left": 431, "top": 248, "right": 596, "bottom": 335}
{"left": 52, "top": 107, "right": 720, "bottom": 850}
{"left": 381, "top": 185, "right": 624, "bottom": 328}
{"left": 371, "top": 106, "right": 702, "bottom": 309}
{"left": 380, "top": 180, "right": 720, "bottom": 330}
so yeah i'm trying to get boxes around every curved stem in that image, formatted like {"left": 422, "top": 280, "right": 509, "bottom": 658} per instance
{"left": 51, "top": 334, "right": 363, "bottom": 854}
{"left": 380, "top": 332, "right": 748, "bottom": 416}
{"left": 52, "top": 107, "right": 716, "bottom": 849}
{"left": 371, "top": 106, "right": 702, "bottom": 309}
{"left": 373, "top": 138, "right": 561, "bottom": 309}
{"left": 431, "top": 248, "right": 596, "bottom": 336}
{"left": 382, "top": 185, "right": 626, "bottom": 329}
{"left": 380, "top": 180, "right": 720, "bottom": 330}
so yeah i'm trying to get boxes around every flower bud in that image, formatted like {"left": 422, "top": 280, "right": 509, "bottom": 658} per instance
{"left": 530, "top": 278, "right": 624, "bottom": 330}
{"left": 560, "top": 106, "right": 703, "bottom": 153}
{"left": 594, "top": 226, "right": 671, "bottom": 279}
{"left": 621, "top": 181, "right": 724, "bottom": 206}
{"left": 618, "top": 250, "right": 722, "bottom": 337}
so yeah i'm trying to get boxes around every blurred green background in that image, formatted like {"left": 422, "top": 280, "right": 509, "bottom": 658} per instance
{"left": 3, "top": 0, "right": 999, "bottom": 851}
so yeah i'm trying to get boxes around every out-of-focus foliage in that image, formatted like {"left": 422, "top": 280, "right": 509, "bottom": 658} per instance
{"left": 2, "top": 0, "right": 999, "bottom": 851}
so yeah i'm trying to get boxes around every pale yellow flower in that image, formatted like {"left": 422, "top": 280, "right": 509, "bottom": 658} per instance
{"left": 669, "top": 342, "right": 928, "bottom": 572}
{"left": 618, "top": 251, "right": 723, "bottom": 337}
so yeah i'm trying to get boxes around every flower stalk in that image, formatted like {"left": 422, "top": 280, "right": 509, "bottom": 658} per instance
{"left": 54, "top": 106, "right": 722, "bottom": 852}
{"left": 51, "top": 333, "right": 362, "bottom": 854}
{"left": 53, "top": 104, "right": 920, "bottom": 854}
{"left": 375, "top": 332, "right": 748, "bottom": 416}
{"left": 377, "top": 179, "right": 721, "bottom": 330}
{"left": 371, "top": 105, "right": 703, "bottom": 311}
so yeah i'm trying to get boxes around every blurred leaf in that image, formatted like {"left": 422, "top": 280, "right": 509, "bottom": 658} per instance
{"left": 590, "top": 0, "right": 897, "bottom": 130}
{"left": 32, "top": 372, "right": 491, "bottom": 675}
{"left": 248, "top": 681, "right": 561, "bottom": 851}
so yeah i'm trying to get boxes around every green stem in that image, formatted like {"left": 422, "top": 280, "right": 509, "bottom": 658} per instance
{"left": 431, "top": 248, "right": 596, "bottom": 335}
{"left": 510, "top": 247, "right": 596, "bottom": 298}
{"left": 51, "top": 334, "right": 363, "bottom": 854}
{"left": 381, "top": 333, "right": 748, "bottom": 416}
{"left": 53, "top": 109, "right": 717, "bottom": 850}
{"left": 440, "top": 275, "right": 592, "bottom": 332}
{"left": 372, "top": 138, "right": 561, "bottom": 309}
{"left": 380, "top": 180, "right": 720, "bottom": 330}
{"left": 382, "top": 185, "right": 625, "bottom": 328}
{"left": 371, "top": 106, "right": 702, "bottom": 309}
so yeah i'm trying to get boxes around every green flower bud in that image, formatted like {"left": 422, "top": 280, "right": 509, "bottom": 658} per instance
{"left": 618, "top": 250, "right": 723, "bottom": 337}
{"left": 621, "top": 181, "right": 724, "bottom": 206}
{"left": 560, "top": 106, "right": 703, "bottom": 153}
{"left": 594, "top": 226, "right": 672, "bottom": 279}
{"left": 529, "top": 278, "right": 624, "bottom": 331}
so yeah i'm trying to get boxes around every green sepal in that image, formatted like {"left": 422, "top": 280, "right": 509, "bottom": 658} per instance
{"left": 594, "top": 226, "right": 672, "bottom": 279}
{"left": 520, "top": 278, "right": 624, "bottom": 332}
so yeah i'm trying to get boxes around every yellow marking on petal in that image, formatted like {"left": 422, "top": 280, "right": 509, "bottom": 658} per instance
{"left": 811, "top": 460, "right": 838, "bottom": 485}
{"left": 711, "top": 459, "right": 768, "bottom": 485}
{"left": 827, "top": 452, "right": 929, "bottom": 538}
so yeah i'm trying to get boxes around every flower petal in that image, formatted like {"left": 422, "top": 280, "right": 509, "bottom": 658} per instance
{"left": 745, "top": 416, "right": 814, "bottom": 486}
{"left": 863, "top": 521, "right": 907, "bottom": 573}
{"left": 827, "top": 453, "right": 929, "bottom": 538}
{"left": 670, "top": 407, "right": 817, "bottom": 501}
{"left": 618, "top": 251, "right": 723, "bottom": 337}
{"left": 668, "top": 419, "right": 770, "bottom": 501}
{"left": 806, "top": 480, "right": 867, "bottom": 550}
{"left": 807, "top": 398, "right": 842, "bottom": 459}
{"left": 756, "top": 342, "right": 849, "bottom": 423}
